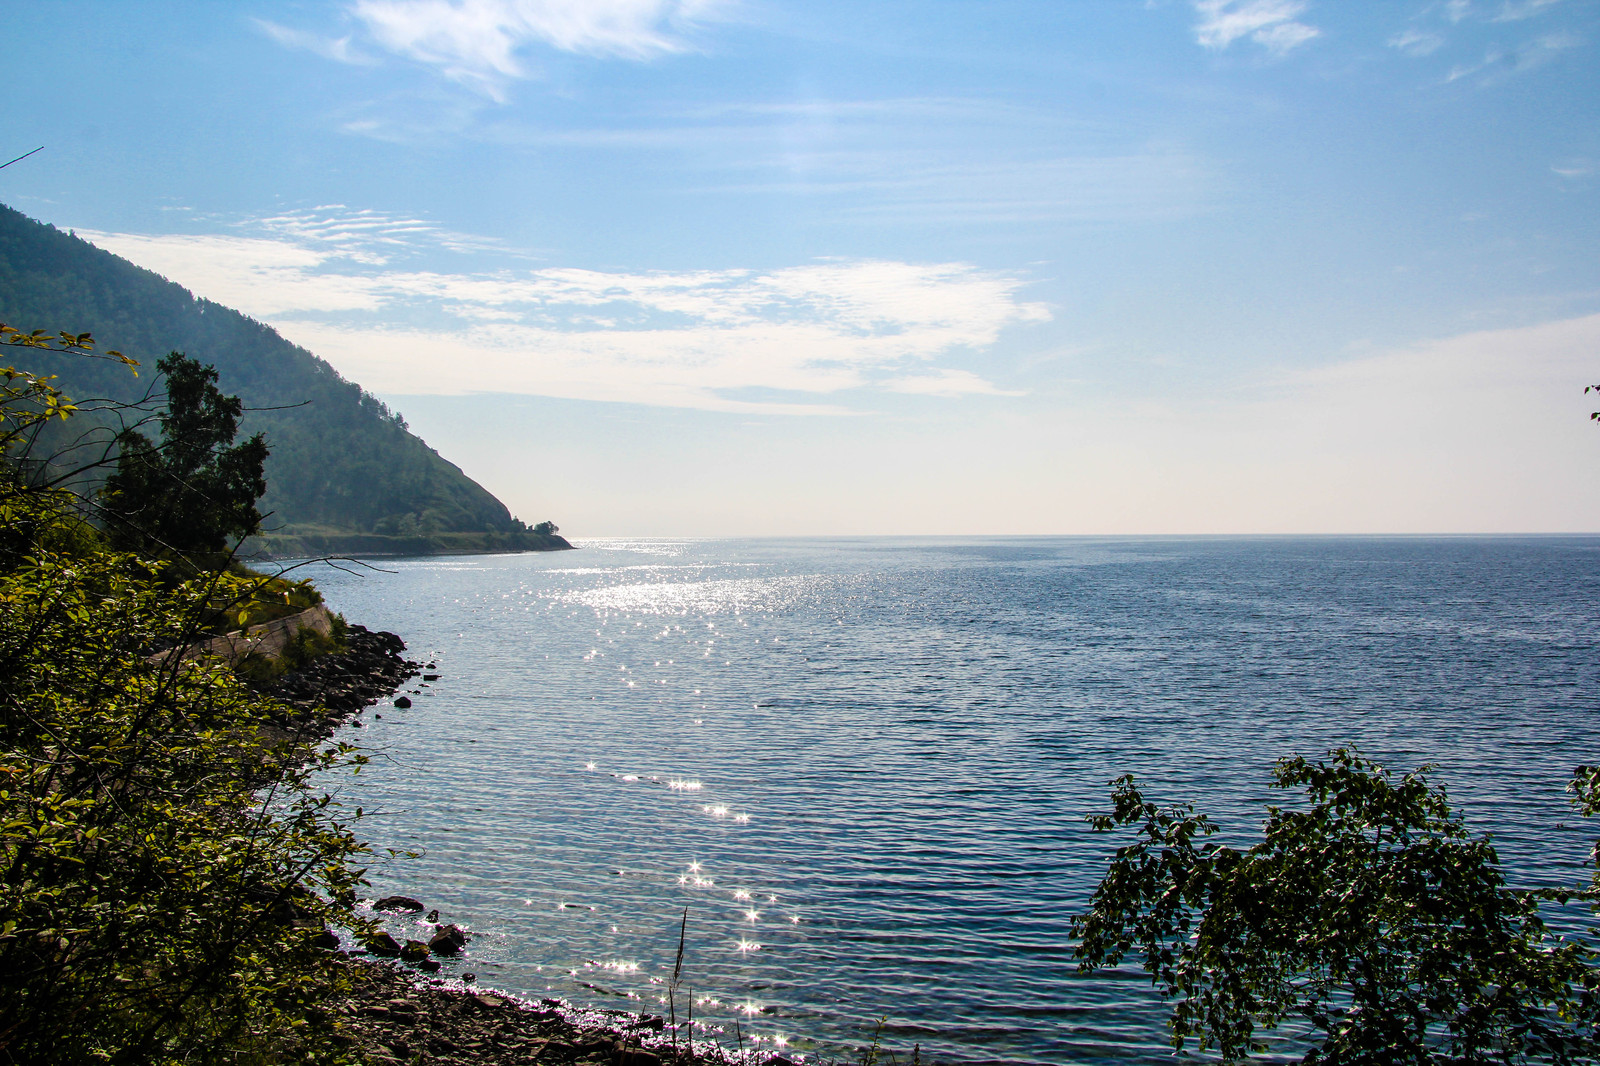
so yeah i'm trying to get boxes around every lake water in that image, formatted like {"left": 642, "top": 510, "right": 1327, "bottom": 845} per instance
{"left": 298, "top": 536, "right": 1600, "bottom": 1064}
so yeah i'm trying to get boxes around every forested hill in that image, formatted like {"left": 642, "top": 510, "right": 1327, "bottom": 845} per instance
{"left": 0, "top": 203, "right": 568, "bottom": 555}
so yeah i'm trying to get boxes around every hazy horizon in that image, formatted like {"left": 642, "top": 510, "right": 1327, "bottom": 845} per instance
{"left": 6, "top": 1, "right": 1598, "bottom": 537}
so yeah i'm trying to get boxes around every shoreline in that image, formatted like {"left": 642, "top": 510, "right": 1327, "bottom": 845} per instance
{"left": 251, "top": 623, "right": 425, "bottom": 744}
{"left": 269, "top": 628, "right": 799, "bottom": 1064}
{"left": 332, "top": 954, "right": 798, "bottom": 1066}
{"left": 248, "top": 530, "right": 576, "bottom": 561}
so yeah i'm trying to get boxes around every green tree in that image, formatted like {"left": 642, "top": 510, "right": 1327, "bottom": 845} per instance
{"left": 1073, "top": 748, "right": 1600, "bottom": 1064}
{"left": 101, "top": 352, "right": 268, "bottom": 555}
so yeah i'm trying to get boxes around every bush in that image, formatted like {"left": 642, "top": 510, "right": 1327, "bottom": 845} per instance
{"left": 0, "top": 491, "right": 374, "bottom": 1064}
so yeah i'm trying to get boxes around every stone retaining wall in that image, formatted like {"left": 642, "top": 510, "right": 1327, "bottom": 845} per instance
{"left": 154, "top": 605, "right": 335, "bottom": 668}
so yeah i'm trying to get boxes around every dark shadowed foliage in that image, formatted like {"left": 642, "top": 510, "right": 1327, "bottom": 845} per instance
{"left": 102, "top": 352, "right": 268, "bottom": 555}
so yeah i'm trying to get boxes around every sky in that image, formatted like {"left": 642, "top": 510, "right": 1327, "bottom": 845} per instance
{"left": 4, "top": 0, "right": 1599, "bottom": 536}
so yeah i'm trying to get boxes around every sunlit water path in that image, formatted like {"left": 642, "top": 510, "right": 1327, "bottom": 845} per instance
{"left": 300, "top": 537, "right": 1600, "bottom": 1064}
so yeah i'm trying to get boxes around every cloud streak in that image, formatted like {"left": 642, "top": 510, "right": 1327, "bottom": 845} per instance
{"left": 1388, "top": 28, "right": 1445, "bottom": 56}
{"left": 1493, "top": 0, "right": 1564, "bottom": 22}
{"left": 252, "top": 19, "right": 375, "bottom": 64}
{"left": 1445, "top": 30, "right": 1582, "bottom": 83}
{"left": 315, "top": 91, "right": 1214, "bottom": 227}
{"left": 81, "top": 220, "right": 1047, "bottom": 412}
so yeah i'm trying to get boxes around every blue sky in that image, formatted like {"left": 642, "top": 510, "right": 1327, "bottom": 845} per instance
{"left": 5, "top": 0, "right": 1599, "bottom": 534}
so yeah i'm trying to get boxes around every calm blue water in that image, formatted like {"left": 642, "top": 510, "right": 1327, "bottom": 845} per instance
{"left": 298, "top": 536, "right": 1600, "bottom": 1064}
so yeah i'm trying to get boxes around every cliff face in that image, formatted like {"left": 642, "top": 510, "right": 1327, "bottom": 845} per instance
{"left": 0, "top": 204, "right": 568, "bottom": 554}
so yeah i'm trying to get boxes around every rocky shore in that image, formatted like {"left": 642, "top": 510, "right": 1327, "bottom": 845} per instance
{"left": 255, "top": 627, "right": 804, "bottom": 1066}
{"left": 251, "top": 622, "right": 424, "bottom": 740}
{"left": 335, "top": 895, "right": 802, "bottom": 1066}
{"left": 331, "top": 955, "right": 783, "bottom": 1066}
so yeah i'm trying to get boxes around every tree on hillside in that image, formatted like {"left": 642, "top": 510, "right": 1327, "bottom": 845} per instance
{"left": 102, "top": 352, "right": 268, "bottom": 555}
{"left": 1073, "top": 748, "right": 1600, "bottom": 1064}
{"left": 0, "top": 206, "right": 544, "bottom": 540}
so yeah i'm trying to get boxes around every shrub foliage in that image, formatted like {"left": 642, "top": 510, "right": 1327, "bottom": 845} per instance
{"left": 1074, "top": 748, "right": 1600, "bottom": 1064}
{"left": 0, "top": 329, "right": 372, "bottom": 1064}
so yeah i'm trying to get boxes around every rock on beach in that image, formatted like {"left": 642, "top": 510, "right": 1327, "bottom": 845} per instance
{"left": 429, "top": 923, "right": 469, "bottom": 956}
{"left": 375, "top": 895, "right": 426, "bottom": 913}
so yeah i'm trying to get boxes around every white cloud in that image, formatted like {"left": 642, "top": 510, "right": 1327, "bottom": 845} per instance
{"left": 1388, "top": 28, "right": 1445, "bottom": 56}
{"left": 347, "top": 0, "right": 725, "bottom": 98}
{"left": 470, "top": 310, "right": 1600, "bottom": 536}
{"left": 251, "top": 19, "right": 373, "bottom": 64}
{"left": 1494, "top": 0, "right": 1563, "bottom": 21}
{"left": 77, "top": 232, "right": 390, "bottom": 314}
{"left": 79, "top": 223, "right": 1047, "bottom": 412}
{"left": 1192, "top": 0, "right": 1321, "bottom": 55}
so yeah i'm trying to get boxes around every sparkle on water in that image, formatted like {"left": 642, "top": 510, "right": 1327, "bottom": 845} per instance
{"left": 305, "top": 536, "right": 1600, "bottom": 1064}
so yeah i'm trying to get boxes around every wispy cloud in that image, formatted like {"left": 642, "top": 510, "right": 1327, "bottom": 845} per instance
{"left": 1388, "top": 28, "right": 1445, "bottom": 56}
{"left": 314, "top": 92, "right": 1214, "bottom": 227}
{"left": 1446, "top": 30, "right": 1582, "bottom": 83}
{"left": 80, "top": 218, "right": 1047, "bottom": 412}
{"left": 252, "top": 205, "right": 509, "bottom": 258}
{"left": 1192, "top": 0, "right": 1321, "bottom": 55}
{"left": 1388, "top": 0, "right": 1585, "bottom": 78}
{"left": 345, "top": 0, "right": 726, "bottom": 98}
{"left": 251, "top": 18, "right": 375, "bottom": 64}
{"left": 696, "top": 147, "right": 1213, "bottom": 226}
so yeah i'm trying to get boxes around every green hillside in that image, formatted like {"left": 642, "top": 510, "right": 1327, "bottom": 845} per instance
{"left": 0, "top": 203, "right": 568, "bottom": 556}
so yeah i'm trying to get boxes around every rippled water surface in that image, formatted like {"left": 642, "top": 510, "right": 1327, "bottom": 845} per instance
{"left": 301, "top": 536, "right": 1600, "bottom": 1064}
